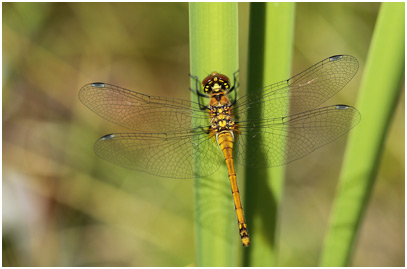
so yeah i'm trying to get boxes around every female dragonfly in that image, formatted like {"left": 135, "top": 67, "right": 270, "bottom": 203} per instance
{"left": 79, "top": 55, "right": 361, "bottom": 247}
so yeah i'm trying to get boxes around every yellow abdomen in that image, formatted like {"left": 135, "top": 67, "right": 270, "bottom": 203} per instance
{"left": 217, "top": 131, "right": 250, "bottom": 247}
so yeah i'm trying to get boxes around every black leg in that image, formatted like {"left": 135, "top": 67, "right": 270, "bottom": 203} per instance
{"left": 189, "top": 74, "right": 209, "bottom": 110}
{"left": 228, "top": 70, "right": 239, "bottom": 105}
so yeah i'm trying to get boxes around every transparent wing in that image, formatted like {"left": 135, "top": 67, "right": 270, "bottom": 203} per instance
{"left": 94, "top": 130, "right": 223, "bottom": 179}
{"left": 235, "top": 105, "right": 361, "bottom": 167}
{"left": 234, "top": 55, "right": 359, "bottom": 119}
{"left": 79, "top": 82, "right": 209, "bottom": 132}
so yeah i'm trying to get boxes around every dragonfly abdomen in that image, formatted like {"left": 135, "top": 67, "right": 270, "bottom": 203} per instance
{"left": 217, "top": 131, "right": 250, "bottom": 247}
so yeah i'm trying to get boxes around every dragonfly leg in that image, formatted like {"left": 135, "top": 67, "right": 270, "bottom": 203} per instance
{"left": 227, "top": 70, "right": 239, "bottom": 106}
{"left": 227, "top": 70, "right": 239, "bottom": 93}
{"left": 189, "top": 74, "right": 209, "bottom": 110}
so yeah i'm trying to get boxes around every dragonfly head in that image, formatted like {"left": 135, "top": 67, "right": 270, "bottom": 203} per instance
{"left": 202, "top": 72, "right": 231, "bottom": 94}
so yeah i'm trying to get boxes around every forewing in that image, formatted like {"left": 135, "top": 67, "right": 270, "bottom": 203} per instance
{"left": 234, "top": 55, "right": 359, "bottom": 119}
{"left": 79, "top": 82, "right": 208, "bottom": 132}
{"left": 235, "top": 105, "right": 361, "bottom": 167}
{"left": 94, "top": 130, "right": 223, "bottom": 179}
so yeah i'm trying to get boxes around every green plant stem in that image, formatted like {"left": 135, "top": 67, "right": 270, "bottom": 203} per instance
{"left": 319, "top": 2, "right": 405, "bottom": 266}
{"left": 189, "top": 3, "right": 239, "bottom": 266}
{"left": 244, "top": 2, "right": 295, "bottom": 266}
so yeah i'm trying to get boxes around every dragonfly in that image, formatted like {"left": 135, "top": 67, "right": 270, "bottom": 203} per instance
{"left": 79, "top": 55, "right": 361, "bottom": 247}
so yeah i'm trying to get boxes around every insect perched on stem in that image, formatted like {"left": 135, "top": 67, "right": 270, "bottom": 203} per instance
{"left": 79, "top": 55, "right": 361, "bottom": 247}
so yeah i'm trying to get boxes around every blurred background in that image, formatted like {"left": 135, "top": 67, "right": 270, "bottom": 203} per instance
{"left": 3, "top": 2, "right": 404, "bottom": 266}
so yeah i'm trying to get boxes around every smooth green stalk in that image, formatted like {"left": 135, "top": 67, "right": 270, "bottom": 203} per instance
{"left": 320, "top": 3, "right": 405, "bottom": 266}
{"left": 244, "top": 2, "right": 295, "bottom": 266}
{"left": 189, "top": 3, "right": 239, "bottom": 266}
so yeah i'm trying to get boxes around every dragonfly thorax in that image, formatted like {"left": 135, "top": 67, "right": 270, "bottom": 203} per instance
{"left": 210, "top": 113, "right": 235, "bottom": 132}
{"left": 209, "top": 96, "right": 236, "bottom": 136}
{"left": 210, "top": 103, "right": 232, "bottom": 116}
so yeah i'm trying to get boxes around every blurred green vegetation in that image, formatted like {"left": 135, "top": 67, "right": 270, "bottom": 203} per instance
{"left": 244, "top": 2, "right": 295, "bottom": 266}
{"left": 3, "top": 2, "right": 404, "bottom": 266}
{"left": 320, "top": 3, "right": 404, "bottom": 266}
